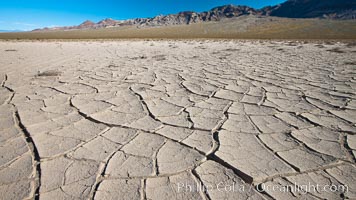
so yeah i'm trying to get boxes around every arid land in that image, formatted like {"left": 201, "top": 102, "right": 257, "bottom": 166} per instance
{"left": 0, "top": 40, "right": 356, "bottom": 199}
{"left": 1, "top": 17, "right": 356, "bottom": 40}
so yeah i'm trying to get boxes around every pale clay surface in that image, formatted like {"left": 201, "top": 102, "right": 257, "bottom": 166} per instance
{"left": 0, "top": 40, "right": 355, "bottom": 199}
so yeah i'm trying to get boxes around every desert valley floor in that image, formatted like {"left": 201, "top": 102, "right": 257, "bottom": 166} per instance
{"left": 0, "top": 40, "right": 355, "bottom": 200}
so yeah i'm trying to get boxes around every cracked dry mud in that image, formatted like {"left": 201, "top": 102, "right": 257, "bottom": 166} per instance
{"left": 0, "top": 40, "right": 355, "bottom": 200}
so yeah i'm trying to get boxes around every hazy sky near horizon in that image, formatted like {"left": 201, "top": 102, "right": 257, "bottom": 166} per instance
{"left": 0, "top": 0, "right": 285, "bottom": 31}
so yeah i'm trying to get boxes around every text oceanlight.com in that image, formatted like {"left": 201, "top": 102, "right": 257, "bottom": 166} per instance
{"left": 177, "top": 181, "right": 348, "bottom": 194}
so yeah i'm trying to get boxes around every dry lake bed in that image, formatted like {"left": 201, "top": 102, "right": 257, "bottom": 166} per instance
{"left": 0, "top": 40, "right": 356, "bottom": 199}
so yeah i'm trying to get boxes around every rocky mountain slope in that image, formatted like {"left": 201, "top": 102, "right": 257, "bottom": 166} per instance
{"left": 262, "top": 0, "right": 356, "bottom": 19}
{"left": 34, "top": 0, "right": 356, "bottom": 31}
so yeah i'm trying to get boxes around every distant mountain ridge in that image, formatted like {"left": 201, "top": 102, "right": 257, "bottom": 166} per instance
{"left": 34, "top": 0, "right": 356, "bottom": 31}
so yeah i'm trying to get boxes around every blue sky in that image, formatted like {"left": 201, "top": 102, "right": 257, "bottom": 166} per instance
{"left": 0, "top": 0, "right": 285, "bottom": 31}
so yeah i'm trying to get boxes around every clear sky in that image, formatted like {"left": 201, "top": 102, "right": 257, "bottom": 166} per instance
{"left": 0, "top": 0, "right": 286, "bottom": 31}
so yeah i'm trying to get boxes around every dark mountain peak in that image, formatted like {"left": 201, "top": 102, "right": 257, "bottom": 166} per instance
{"left": 210, "top": 4, "right": 254, "bottom": 12}
{"left": 78, "top": 20, "right": 95, "bottom": 28}
{"left": 177, "top": 11, "right": 197, "bottom": 18}
{"left": 206, "top": 4, "right": 257, "bottom": 19}
{"left": 80, "top": 20, "right": 95, "bottom": 25}
{"left": 264, "top": 0, "right": 356, "bottom": 19}
{"left": 97, "top": 18, "right": 118, "bottom": 27}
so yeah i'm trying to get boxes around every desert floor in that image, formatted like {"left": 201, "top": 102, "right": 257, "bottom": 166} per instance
{"left": 0, "top": 40, "right": 355, "bottom": 199}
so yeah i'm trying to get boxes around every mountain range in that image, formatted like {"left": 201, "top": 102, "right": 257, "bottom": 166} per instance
{"left": 34, "top": 0, "right": 356, "bottom": 31}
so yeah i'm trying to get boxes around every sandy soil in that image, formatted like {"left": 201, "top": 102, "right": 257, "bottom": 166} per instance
{"left": 0, "top": 40, "right": 355, "bottom": 199}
